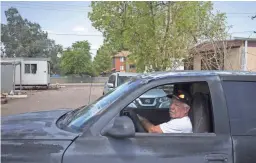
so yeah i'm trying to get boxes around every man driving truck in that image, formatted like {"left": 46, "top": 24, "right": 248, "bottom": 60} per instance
{"left": 138, "top": 90, "right": 193, "bottom": 133}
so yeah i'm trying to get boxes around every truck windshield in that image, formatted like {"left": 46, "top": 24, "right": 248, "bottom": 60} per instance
{"left": 66, "top": 78, "right": 144, "bottom": 131}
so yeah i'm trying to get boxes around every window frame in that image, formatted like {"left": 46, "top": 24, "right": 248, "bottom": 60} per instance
{"left": 92, "top": 75, "right": 230, "bottom": 137}
{"left": 132, "top": 81, "right": 215, "bottom": 136}
{"left": 120, "top": 57, "right": 124, "bottom": 62}
{"left": 24, "top": 63, "right": 37, "bottom": 74}
{"left": 24, "top": 64, "right": 31, "bottom": 74}
{"left": 31, "top": 64, "right": 37, "bottom": 74}
{"left": 120, "top": 66, "right": 124, "bottom": 71}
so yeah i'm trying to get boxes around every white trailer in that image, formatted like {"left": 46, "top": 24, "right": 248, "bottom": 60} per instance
{"left": 1, "top": 58, "right": 51, "bottom": 87}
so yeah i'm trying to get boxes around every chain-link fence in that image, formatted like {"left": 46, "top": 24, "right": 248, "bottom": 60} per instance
{"left": 50, "top": 76, "right": 108, "bottom": 84}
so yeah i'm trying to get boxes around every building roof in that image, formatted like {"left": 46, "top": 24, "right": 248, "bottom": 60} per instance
{"left": 233, "top": 37, "right": 256, "bottom": 41}
{"left": 191, "top": 37, "right": 256, "bottom": 54}
{"left": 1, "top": 57, "right": 50, "bottom": 61}
{"left": 0, "top": 60, "right": 21, "bottom": 65}
{"left": 114, "top": 51, "right": 130, "bottom": 57}
{"left": 190, "top": 40, "right": 243, "bottom": 54}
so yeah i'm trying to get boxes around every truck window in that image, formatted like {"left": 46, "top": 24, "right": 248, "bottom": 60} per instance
{"left": 222, "top": 81, "right": 256, "bottom": 135}
{"left": 123, "top": 81, "right": 214, "bottom": 134}
{"left": 108, "top": 75, "right": 116, "bottom": 86}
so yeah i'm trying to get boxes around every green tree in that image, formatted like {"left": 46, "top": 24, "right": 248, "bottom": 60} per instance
{"left": 1, "top": 7, "right": 62, "bottom": 73}
{"left": 60, "top": 41, "right": 93, "bottom": 76}
{"left": 89, "top": 2, "right": 227, "bottom": 72}
{"left": 93, "top": 44, "right": 113, "bottom": 76}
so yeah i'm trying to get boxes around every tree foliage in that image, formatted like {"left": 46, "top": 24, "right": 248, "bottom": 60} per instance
{"left": 1, "top": 7, "right": 63, "bottom": 74}
{"left": 89, "top": 2, "right": 227, "bottom": 72}
{"left": 60, "top": 41, "right": 93, "bottom": 76}
{"left": 93, "top": 44, "right": 113, "bottom": 76}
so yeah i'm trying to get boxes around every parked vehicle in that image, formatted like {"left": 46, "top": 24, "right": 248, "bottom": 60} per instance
{"left": 104, "top": 72, "right": 172, "bottom": 109}
{"left": 103, "top": 72, "right": 140, "bottom": 95}
{"left": 2, "top": 71, "right": 256, "bottom": 163}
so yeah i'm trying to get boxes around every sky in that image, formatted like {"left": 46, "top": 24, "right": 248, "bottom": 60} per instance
{"left": 1, "top": 1, "right": 256, "bottom": 58}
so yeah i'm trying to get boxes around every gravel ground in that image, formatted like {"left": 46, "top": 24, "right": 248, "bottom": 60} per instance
{"left": 1, "top": 86, "right": 104, "bottom": 116}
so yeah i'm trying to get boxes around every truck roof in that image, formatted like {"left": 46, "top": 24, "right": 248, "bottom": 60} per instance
{"left": 141, "top": 70, "right": 256, "bottom": 81}
{"left": 114, "top": 72, "right": 141, "bottom": 77}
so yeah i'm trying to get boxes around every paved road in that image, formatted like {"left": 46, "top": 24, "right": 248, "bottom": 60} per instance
{"left": 1, "top": 86, "right": 103, "bottom": 116}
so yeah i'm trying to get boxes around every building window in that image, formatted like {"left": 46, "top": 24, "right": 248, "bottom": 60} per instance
{"left": 130, "top": 64, "right": 135, "bottom": 69}
{"left": 120, "top": 57, "right": 124, "bottom": 62}
{"left": 120, "top": 66, "right": 124, "bottom": 70}
{"left": 31, "top": 64, "right": 37, "bottom": 74}
{"left": 48, "top": 62, "right": 50, "bottom": 74}
{"left": 25, "top": 64, "right": 37, "bottom": 74}
{"left": 25, "top": 64, "right": 30, "bottom": 73}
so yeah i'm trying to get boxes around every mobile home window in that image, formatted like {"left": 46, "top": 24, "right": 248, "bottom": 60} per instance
{"left": 25, "top": 64, "right": 37, "bottom": 74}
{"left": 31, "top": 64, "right": 37, "bottom": 74}
{"left": 25, "top": 64, "right": 31, "bottom": 73}
{"left": 48, "top": 62, "right": 50, "bottom": 74}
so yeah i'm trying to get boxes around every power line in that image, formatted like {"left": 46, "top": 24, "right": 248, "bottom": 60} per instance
{"left": 0, "top": 30, "right": 102, "bottom": 36}
{"left": 3, "top": 3, "right": 256, "bottom": 17}
{"left": 47, "top": 32, "right": 102, "bottom": 36}
{"left": 7, "top": 2, "right": 91, "bottom": 8}
{"left": 3, "top": 2, "right": 256, "bottom": 15}
{"left": 226, "top": 12, "right": 256, "bottom": 15}
{"left": 1, "top": 42, "right": 99, "bottom": 50}
{"left": 1, "top": 4, "right": 91, "bottom": 12}
{"left": 230, "top": 31, "right": 255, "bottom": 34}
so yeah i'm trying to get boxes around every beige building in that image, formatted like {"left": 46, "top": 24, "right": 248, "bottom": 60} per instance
{"left": 189, "top": 37, "right": 256, "bottom": 72}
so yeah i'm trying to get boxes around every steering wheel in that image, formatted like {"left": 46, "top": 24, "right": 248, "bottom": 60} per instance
{"left": 125, "top": 109, "right": 146, "bottom": 133}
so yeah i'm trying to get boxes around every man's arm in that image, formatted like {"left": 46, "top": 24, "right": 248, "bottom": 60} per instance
{"left": 138, "top": 115, "right": 163, "bottom": 133}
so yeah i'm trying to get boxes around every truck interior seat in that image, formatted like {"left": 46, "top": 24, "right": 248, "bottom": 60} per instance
{"left": 190, "top": 83, "right": 211, "bottom": 133}
{"left": 191, "top": 92, "right": 211, "bottom": 133}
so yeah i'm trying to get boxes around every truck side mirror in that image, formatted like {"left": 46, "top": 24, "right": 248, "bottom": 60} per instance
{"left": 104, "top": 116, "right": 135, "bottom": 138}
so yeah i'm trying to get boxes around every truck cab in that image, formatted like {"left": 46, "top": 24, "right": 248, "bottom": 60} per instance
{"left": 2, "top": 71, "right": 256, "bottom": 163}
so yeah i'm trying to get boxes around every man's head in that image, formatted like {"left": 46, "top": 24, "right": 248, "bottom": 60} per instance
{"left": 169, "top": 98, "right": 190, "bottom": 118}
{"left": 167, "top": 90, "right": 192, "bottom": 119}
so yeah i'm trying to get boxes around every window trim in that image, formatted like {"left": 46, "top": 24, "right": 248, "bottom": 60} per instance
{"left": 96, "top": 77, "right": 228, "bottom": 137}
{"left": 87, "top": 75, "right": 229, "bottom": 137}
{"left": 31, "top": 64, "right": 37, "bottom": 74}
{"left": 24, "top": 63, "right": 37, "bottom": 74}
{"left": 24, "top": 64, "right": 31, "bottom": 74}
{"left": 135, "top": 132, "right": 216, "bottom": 137}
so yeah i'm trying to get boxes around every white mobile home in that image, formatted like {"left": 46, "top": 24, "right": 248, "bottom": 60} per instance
{"left": 1, "top": 58, "right": 51, "bottom": 87}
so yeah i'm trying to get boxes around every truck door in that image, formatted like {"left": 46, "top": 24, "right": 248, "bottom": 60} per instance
{"left": 63, "top": 76, "right": 233, "bottom": 163}
{"left": 222, "top": 80, "right": 256, "bottom": 163}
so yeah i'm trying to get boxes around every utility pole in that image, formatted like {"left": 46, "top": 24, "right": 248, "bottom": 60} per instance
{"left": 243, "top": 40, "right": 248, "bottom": 71}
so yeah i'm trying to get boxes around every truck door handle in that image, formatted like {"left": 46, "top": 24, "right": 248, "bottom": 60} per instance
{"left": 205, "top": 154, "right": 228, "bottom": 162}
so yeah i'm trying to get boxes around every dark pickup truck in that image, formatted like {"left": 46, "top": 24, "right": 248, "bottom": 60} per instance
{"left": 1, "top": 71, "right": 256, "bottom": 163}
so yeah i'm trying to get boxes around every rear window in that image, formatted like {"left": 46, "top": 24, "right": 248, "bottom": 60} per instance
{"left": 222, "top": 81, "right": 256, "bottom": 135}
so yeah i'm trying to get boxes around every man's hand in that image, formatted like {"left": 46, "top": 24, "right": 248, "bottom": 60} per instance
{"left": 137, "top": 114, "right": 163, "bottom": 133}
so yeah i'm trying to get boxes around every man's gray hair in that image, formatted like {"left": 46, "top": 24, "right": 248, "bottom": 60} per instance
{"left": 182, "top": 103, "right": 190, "bottom": 110}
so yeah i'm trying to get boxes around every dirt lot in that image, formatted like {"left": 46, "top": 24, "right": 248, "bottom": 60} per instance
{"left": 1, "top": 86, "right": 103, "bottom": 116}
